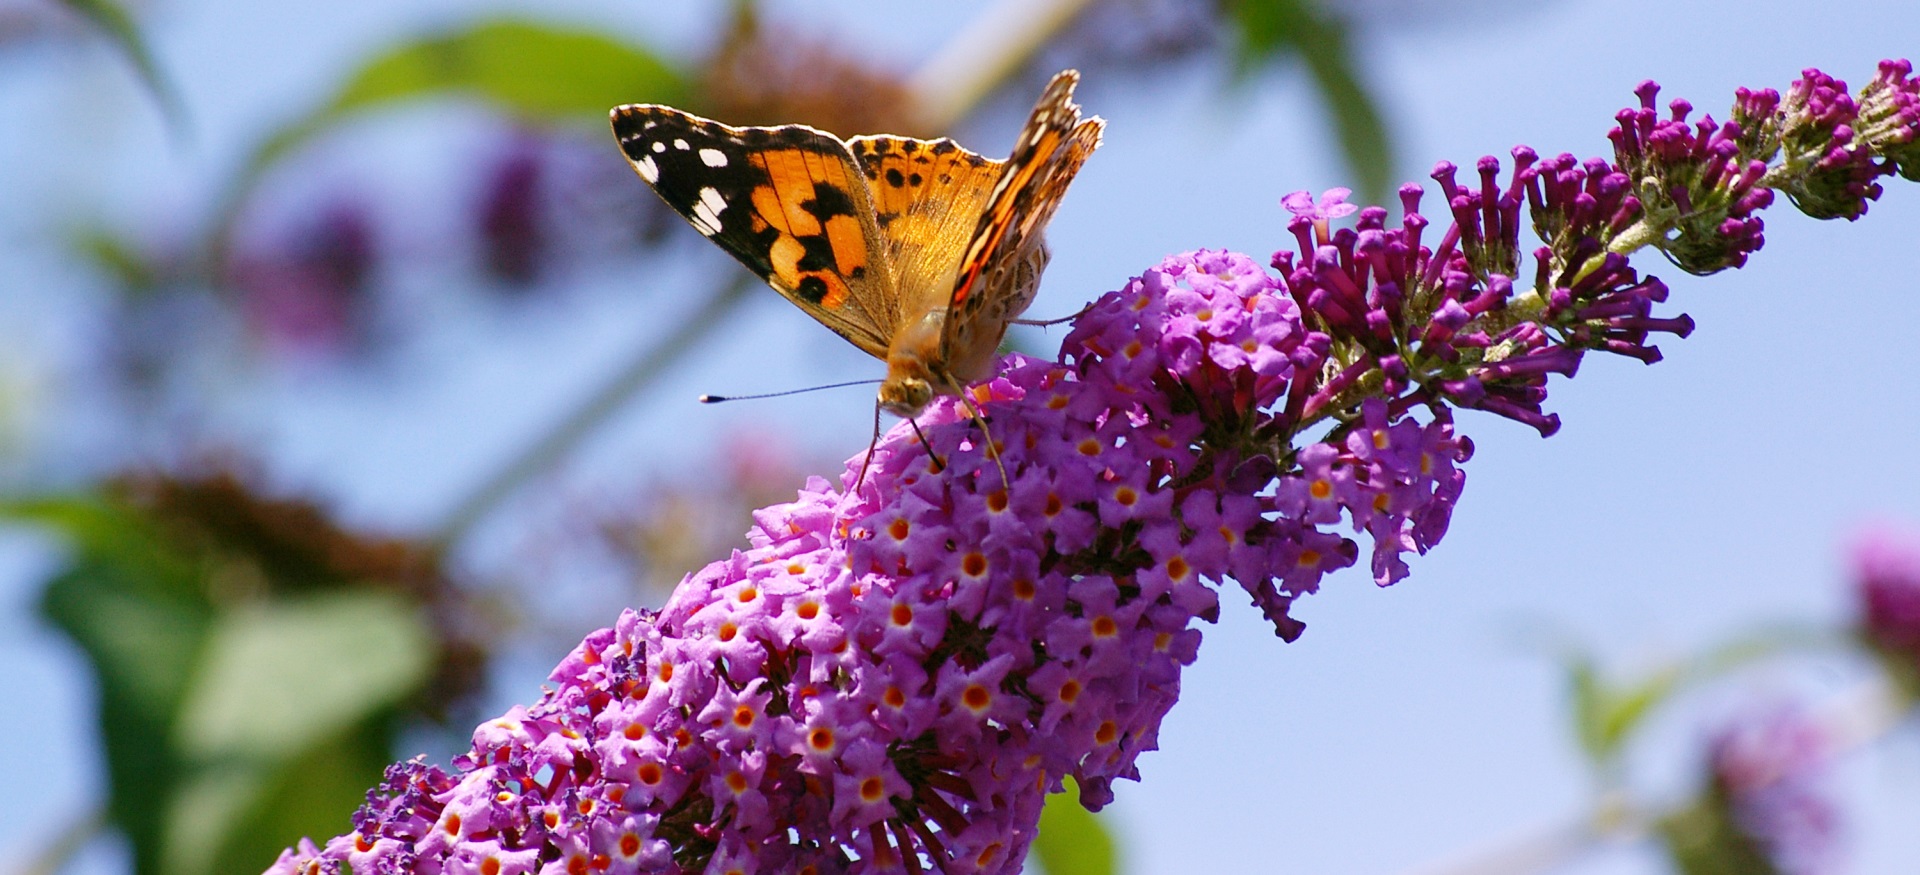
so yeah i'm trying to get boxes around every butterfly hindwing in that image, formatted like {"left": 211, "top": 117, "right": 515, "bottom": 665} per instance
{"left": 610, "top": 105, "right": 896, "bottom": 357}
{"left": 950, "top": 72, "right": 1104, "bottom": 314}
{"left": 940, "top": 70, "right": 1105, "bottom": 380}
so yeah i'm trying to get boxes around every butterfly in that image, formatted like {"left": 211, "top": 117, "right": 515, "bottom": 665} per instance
{"left": 609, "top": 69, "right": 1102, "bottom": 420}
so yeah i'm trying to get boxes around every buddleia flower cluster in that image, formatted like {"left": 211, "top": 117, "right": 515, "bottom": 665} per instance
{"left": 269, "top": 61, "right": 1918, "bottom": 875}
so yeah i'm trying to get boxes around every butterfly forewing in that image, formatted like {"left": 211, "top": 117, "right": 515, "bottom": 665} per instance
{"left": 610, "top": 106, "right": 897, "bottom": 357}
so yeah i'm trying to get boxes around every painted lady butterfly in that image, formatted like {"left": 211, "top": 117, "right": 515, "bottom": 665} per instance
{"left": 610, "top": 69, "right": 1102, "bottom": 418}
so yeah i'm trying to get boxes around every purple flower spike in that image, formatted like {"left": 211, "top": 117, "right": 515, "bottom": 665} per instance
{"left": 264, "top": 59, "right": 1920, "bottom": 875}
{"left": 1525, "top": 151, "right": 1642, "bottom": 251}
{"left": 267, "top": 251, "right": 1472, "bottom": 875}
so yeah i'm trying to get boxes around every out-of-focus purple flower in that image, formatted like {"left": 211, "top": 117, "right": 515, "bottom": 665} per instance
{"left": 478, "top": 139, "right": 548, "bottom": 286}
{"left": 230, "top": 200, "right": 378, "bottom": 357}
{"left": 1660, "top": 707, "right": 1838, "bottom": 875}
{"left": 1851, "top": 527, "right": 1920, "bottom": 698}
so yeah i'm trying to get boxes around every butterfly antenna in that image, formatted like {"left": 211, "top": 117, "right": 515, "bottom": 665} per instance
{"left": 699, "top": 379, "right": 881, "bottom": 404}
{"left": 855, "top": 403, "right": 882, "bottom": 491}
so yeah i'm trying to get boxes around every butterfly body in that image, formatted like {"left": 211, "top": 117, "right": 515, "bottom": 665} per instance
{"left": 611, "top": 70, "right": 1102, "bottom": 418}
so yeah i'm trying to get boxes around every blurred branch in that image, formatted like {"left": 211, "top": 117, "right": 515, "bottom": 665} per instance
{"left": 57, "top": 0, "right": 187, "bottom": 138}
{"left": 431, "top": 272, "right": 755, "bottom": 550}
{"left": 903, "top": 0, "right": 1099, "bottom": 132}
{"left": 1394, "top": 815, "right": 1608, "bottom": 875}
{"left": 9, "top": 806, "right": 104, "bottom": 875}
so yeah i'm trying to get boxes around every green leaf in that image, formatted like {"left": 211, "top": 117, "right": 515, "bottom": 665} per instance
{"left": 1567, "top": 655, "right": 1681, "bottom": 767}
{"left": 1220, "top": 0, "right": 1395, "bottom": 205}
{"left": 6, "top": 496, "right": 201, "bottom": 593}
{"left": 323, "top": 19, "right": 686, "bottom": 121}
{"left": 212, "top": 18, "right": 687, "bottom": 264}
{"left": 57, "top": 0, "right": 187, "bottom": 132}
{"left": 1031, "top": 784, "right": 1118, "bottom": 875}
{"left": 1658, "top": 794, "right": 1781, "bottom": 875}
{"left": 16, "top": 494, "right": 437, "bottom": 875}
{"left": 175, "top": 591, "right": 433, "bottom": 762}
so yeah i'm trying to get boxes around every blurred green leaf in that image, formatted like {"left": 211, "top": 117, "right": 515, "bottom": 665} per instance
{"left": 57, "top": 0, "right": 187, "bottom": 132}
{"left": 215, "top": 18, "right": 688, "bottom": 263}
{"left": 22, "top": 496, "right": 214, "bottom": 875}
{"left": 1032, "top": 784, "right": 1117, "bottom": 875}
{"left": 14, "top": 489, "right": 442, "bottom": 875}
{"left": 1568, "top": 656, "right": 1681, "bottom": 767}
{"left": 1220, "top": 0, "right": 1394, "bottom": 204}
{"left": 163, "top": 722, "right": 397, "bottom": 875}
{"left": 8, "top": 496, "right": 200, "bottom": 592}
{"left": 1659, "top": 793, "right": 1781, "bottom": 875}
{"left": 324, "top": 19, "right": 685, "bottom": 121}
{"left": 176, "top": 591, "right": 432, "bottom": 761}
{"left": 72, "top": 227, "right": 164, "bottom": 295}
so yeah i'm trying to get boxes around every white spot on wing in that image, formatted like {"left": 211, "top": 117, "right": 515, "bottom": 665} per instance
{"left": 699, "top": 148, "right": 728, "bottom": 167}
{"left": 636, "top": 155, "right": 659, "bottom": 183}
{"left": 673, "top": 139, "right": 690, "bottom": 150}
{"left": 651, "top": 141, "right": 666, "bottom": 153}
{"left": 691, "top": 186, "right": 727, "bottom": 236}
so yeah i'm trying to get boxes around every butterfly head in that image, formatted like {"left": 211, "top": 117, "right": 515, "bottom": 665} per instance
{"left": 877, "top": 370, "right": 934, "bottom": 419}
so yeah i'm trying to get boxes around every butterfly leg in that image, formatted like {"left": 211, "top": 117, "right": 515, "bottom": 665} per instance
{"left": 907, "top": 418, "right": 948, "bottom": 473}
{"left": 855, "top": 403, "right": 885, "bottom": 491}
{"left": 947, "top": 378, "right": 1011, "bottom": 492}
{"left": 1009, "top": 300, "right": 1094, "bottom": 327}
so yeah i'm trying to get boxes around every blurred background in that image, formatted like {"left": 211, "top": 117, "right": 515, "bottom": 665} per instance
{"left": 3, "top": 0, "right": 1919, "bottom": 873}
